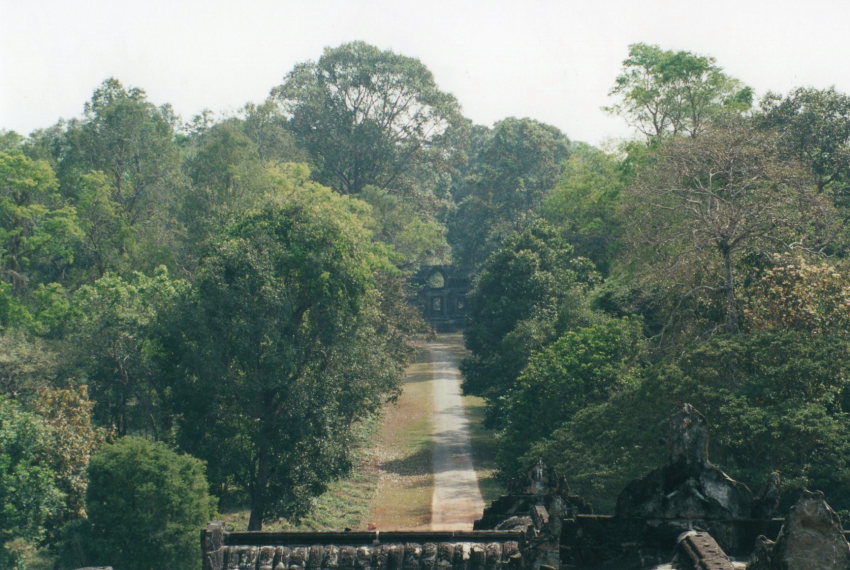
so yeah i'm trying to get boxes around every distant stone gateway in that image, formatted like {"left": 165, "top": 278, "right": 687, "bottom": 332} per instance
{"left": 412, "top": 265, "right": 470, "bottom": 332}
{"left": 200, "top": 404, "right": 850, "bottom": 570}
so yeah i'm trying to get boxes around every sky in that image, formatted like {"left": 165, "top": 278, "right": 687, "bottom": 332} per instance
{"left": 3, "top": 0, "right": 850, "bottom": 146}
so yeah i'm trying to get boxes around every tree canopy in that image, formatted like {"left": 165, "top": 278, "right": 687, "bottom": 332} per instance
{"left": 271, "top": 41, "right": 462, "bottom": 196}
{"left": 82, "top": 437, "right": 214, "bottom": 570}
{"left": 606, "top": 43, "right": 752, "bottom": 138}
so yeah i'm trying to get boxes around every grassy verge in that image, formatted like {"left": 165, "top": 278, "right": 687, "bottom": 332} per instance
{"left": 219, "top": 344, "right": 436, "bottom": 531}
{"left": 367, "top": 345, "right": 435, "bottom": 529}
{"left": 463, "top": 394, "right": 504, "bottom": 505}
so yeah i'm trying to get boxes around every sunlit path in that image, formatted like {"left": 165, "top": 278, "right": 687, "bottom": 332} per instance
{"left": 429, "top": 337, "right": 485, "bottom": 530}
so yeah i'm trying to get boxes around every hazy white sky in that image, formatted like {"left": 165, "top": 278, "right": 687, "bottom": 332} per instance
{"left": 3, "top": 0, "right": 850, "bottom": 145}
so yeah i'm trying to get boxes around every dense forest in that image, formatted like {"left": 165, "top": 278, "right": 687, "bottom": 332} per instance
{"left": 3, "top": 40, "right": 850, "bottom": 569}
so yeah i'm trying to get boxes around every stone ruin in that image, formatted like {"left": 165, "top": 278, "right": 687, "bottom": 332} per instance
{"left": 748, "top": 490, "right": 850, "bottom": 570}
{"left": 200, "top": 404, "right": 850, "bottom": 570}
{"left": 201, "top": 527, "right": 525, "bottom": 570}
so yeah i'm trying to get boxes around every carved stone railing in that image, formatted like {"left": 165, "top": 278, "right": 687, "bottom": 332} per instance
{"left": 201, "top": 524, "right": 526, "bottom": 570}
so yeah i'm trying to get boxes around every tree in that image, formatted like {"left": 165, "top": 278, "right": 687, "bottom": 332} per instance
{"left": 241, "top": 100, "right": 308, "bottom": 164}
{"left": 759, "top": 87, "right": 850, "bottom": 214}
{"left": 745, "top": 255, "right": 850, "bottom": 336}
{"left": 531, "top": 329, "right": 850, "bottom": 513}
{"left": 542, "top": 144, "right": 625, "bottom": 274}
{"left": 0, "top": 396, "right": 63, "bottom": 569}
{"left": 72, "top": 171, "right": 131, "bottom": 278}
{"left": 65, "top": 267, "right": 188, "bottom": 437}
{"left": 170, "top": 174, "right": 408, "bottom": 530}
{"left": 0, "top": 150, "right": 82, "bottom": 296}
{"left": 498, "top": 318, "right": 644, "bottom": 476}
{"left": 182, "top": 119, "right": 273, "bottom": 248}
{"left": 606, "top": 43, "right": 752, "bottom": 138}
{"left": 83, "top": 437, "right": 214, "bottom": 570}
{"left": 449, "top": 118, "right": 571, "bottom": 271}
{"left": 0, "top": 131, "right": 23, "bottom": 152}
{"left": 57, "top": 78, "right": 187, "bottom": 272}
{"left": 270, "top": 41, "right": 462, "bottom": 196}
{"left": 360, "top": 185, "right": 450, "bottom": 268}
{"left": 30, "top": 385, "right": 105, "bottom": 528}
{"left": 461, "top": 220, "right": 598, "bottom": 425}
{"left": 622, "top": 119, "right": 834, "bottom": 335}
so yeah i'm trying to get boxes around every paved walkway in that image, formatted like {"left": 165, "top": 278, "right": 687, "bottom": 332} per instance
{"left": 428, "top": 337, "right": 485, "bottom": 530}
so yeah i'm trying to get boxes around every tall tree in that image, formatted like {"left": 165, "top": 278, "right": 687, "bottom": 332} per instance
{"left": 270, "top": 41, "right": 462, "bottom": 196}
{"left": 606, "top": 43, "right": 752, "bottom": 138}
{"left": 449, "top": 118, "right": 571, "bottom": 271}
{"left": 65, "top": 268, "right": 187, "bottom": 438}
{"left": 58, "top": 78, "right": 187, "bottom": 272}
{"left": 461, "top": 220, "right": 598, "bottom": 425}
{"left": 542, "top": 144, "right": 625, "bottom": 274}
{"left": 759, "top": 87, "right": 850, "bottom": 213}
{"left": 0, "top": 150, "right": 82, "bottom": 297}
{"left": 622, "top": 119, "right": 834, "bottom": 335}
{"left": 170, "top": 175, "right": 408, "bottom": 530}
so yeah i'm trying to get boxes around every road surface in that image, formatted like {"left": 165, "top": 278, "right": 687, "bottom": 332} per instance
{"left": 428, "top": 337, "right": 486, "bottom": 530}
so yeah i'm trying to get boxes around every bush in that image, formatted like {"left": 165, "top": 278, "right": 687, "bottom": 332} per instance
{"left": 83, "top": 437, "right": 214, "bottom": 570}
{"left": 0, "top": 397, "right": 63, "bottom": 569}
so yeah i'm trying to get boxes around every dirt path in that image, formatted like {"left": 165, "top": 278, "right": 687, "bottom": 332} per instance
{"left": 428, "top": 336, "right": 486, "bottom": 530}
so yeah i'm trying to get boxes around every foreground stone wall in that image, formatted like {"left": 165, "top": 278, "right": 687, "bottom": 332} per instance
{"left": 202, "top": 526, "right": 525, "bottom": 570}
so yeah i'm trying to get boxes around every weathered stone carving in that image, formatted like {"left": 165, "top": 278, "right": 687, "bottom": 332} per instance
{"left": 201, "top": 530, "right": 524, "bottom": 570}
{"left": 748, "top": 490, "right": 850, "bottom": 570}
{"left": 474, "top": 460, "right": 583, "bottom": 570}
{"left": 672, "top": 531, "right": 735, "bottom": 570}
{"left": 615, "top": 404, "right": 754, "bottom": 552}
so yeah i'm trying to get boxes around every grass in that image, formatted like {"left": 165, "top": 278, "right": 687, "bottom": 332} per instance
{"left": 219, "top": 345, "right": 437, "bottom": 531}
{"left": 463, "top": 394, "right": 504, "bottom": 505}
{"left": 366, "top": 344, "right": 435, "bottom": 529}
{"left": 220, "top": 415, "right": 382, "bottom": 532}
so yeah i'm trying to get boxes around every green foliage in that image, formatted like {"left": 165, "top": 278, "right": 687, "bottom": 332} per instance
{"left": 0, "top": 131, "right": 24, "bottom": 152}
{"left": 542, "top": 144, "right": 625, "bottom": 274}
{"left": 0, "top": 331, "right": 59, "bottom": 399}
{"left": 72, "top": 171, "right": 131, "bottom": 278}
{"left": 170, "top": 174, "right": 408, "bottom": 529}
{"left": 533, "top": 330, "right": 850, "bottom": 512}
{"left": 360, "top": 185, "right": 450, "bottom": 268}
{"left": 499, "top": 318, "right": 645, "bottom": 476}
{"left": 57, "top": 78, "right": 187, "bottom": 272}
{"left": 450, "top": 118, "right": 571, "bottom": 271}
{"left": 0, "top": 396, "right": 63, "bottom": 569}
{"left": 461, "top": 220, "right": 599, "bottom": 425}
{"left": 240, "top": 100, "right": 308, "bottom": 164}
{"left": 0, "top": 150, "right": 82, "bottom": 298}
{"left": 271, "top": 41, "right": 462, "bottom": 196}
{"left": 606, "top": 43, "right": 752, "bottom": 138}
{"left": 83, "top": 436, "right": 214, "bottom": 570}
{"left": 65, "top": 267, "right": 188, "bottom": 437}
{"left": 759, "top": 87, "right": 850, "bottom": 202}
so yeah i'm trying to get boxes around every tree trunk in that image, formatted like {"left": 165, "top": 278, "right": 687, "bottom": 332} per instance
{"left": 247, "top": 507, "right": 263, "bottom": 531}
{"left": 722, "top": 247, "right": 739, "bottom": 333}
{"left": 248, "top": 452, "right": 270, "bottom": 531}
